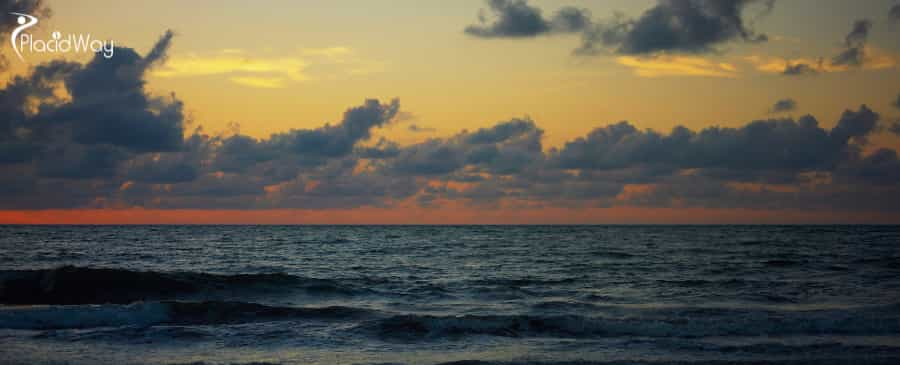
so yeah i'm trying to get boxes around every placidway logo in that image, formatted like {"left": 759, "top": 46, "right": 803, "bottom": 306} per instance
{"left": 9, "top": 12, "right": 114, "bottom": 62}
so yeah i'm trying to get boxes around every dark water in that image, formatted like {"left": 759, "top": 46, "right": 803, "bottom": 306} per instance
{"left": 1, "top": 225, "right": 899, "bottom": 365}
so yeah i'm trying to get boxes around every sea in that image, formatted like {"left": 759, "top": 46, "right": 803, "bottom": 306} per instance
{"left": 0, "top": 225, "right": 899, "bottom": 365}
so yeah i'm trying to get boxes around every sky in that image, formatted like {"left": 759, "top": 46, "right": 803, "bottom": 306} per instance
{"left": 1, "top": 0, "right": 899, "bottom": 224}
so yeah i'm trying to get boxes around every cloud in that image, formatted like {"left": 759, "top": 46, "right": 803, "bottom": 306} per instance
{"left": 3, "top": 32, "right": 900, "bottom": 214}
{"left": 0, "top": 30, "right": 188, "bottom": 207}
{"left": 768, "top": 98, "right": 796, "bottom": 113}
{"left": 212, "top": 98, "right": 399, "bottom": 173}
{"left": 890, "top": 4, "right": 900, "bottom": 23}
{"left": 0, "top": 30, "right": 184, "bottom": 162}
{"left": 745, "top": 50, "right": 896, "bottom": 76}
{"left": 464, "top": 0, "right": 590, "bottom": 38}
{"left": 578, "top": 0, "right": 773, "bottom": 55}
{"left": 616, "top": 55, "right": 738, "bottom": 77}
{"left": 781, "top": 61, "right": 819, "bottom": 76}
{"left": 832, "top": 19, "right": 872, "bottom": 67}
{"left": 746, "top": 20, "right": 896, "bottom": 77}
{"left": 152, "top": 54, "right": 307, "bottom": 88}
{"left": 152, "top": 47, "right": 382, "bottom": 88}
{"left": 551, "top": 105, "right": 878, "bottom": 173}
{"left": 465, "top": 0, "right": 774, "bottom": 57}
{"left": 894, "top": 92, "right": 900, "bottom": 109}
{"left": 388, "top": 118, "right": 544, "bottom": 176}
{"left": 889, "top": 122, "right": 900, "bottom": 136}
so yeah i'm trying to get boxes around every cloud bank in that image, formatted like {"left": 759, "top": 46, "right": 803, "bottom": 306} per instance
{"left": 1, "top": 32, "right": 900, "bottom": 215}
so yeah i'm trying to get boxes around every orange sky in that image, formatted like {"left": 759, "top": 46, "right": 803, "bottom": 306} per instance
{"left": 2, "top": 1, "right": 900, "bottom": 223}
{"left": 2, "top": 207, "right": 898, "bottom": 225}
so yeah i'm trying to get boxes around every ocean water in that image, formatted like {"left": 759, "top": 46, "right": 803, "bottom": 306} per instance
{"left": 0, "top": 225, "right": 899, "bottom": 365}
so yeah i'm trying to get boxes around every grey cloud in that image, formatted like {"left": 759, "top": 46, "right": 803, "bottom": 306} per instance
{"left": 121, "top": 134, "right": 211, "bottom": 184}
{"left": 837, "top": 148, "right": 900, "bottom": 186}
{"left": 769, "top": 98, "right": 797, "bottom": 113}
{"left": 890, "top": 4, "right": 900, "bottom": 23}
{"left": 212, "top": 98, "right": 399, "bottom": 174}
{"left": 276, "top": 98, "right": 398, "bottom": 158}
{"left": 551, "top": 6, "right": 592, "bottom": 33}
{"left": 831, "top": 19, "right": 871, "bottom": 67}
{"left": 388, "top": 118, "right": 544, "bottom": 176}
{"left": 466, "top": 0, "right": 774, "bottom": 56}
{"left": 38, "top": 32, "right": 185, "bottom": 154}
{"left": 3, "top": 32, "right": 900, "bottom": 214}
{"left": 0, "top": 0, "right": 48, "bottom": 35}
{"left": 578, "top": 0, "right": 772, "bottom": 55}
{"left": 356, "top": 138, "right": 401, "bottom": 159}
{"left": 465, "top": 0, "right": 551, "bottom": 38}
{"left": 36, "top": 144, "right": 128, "bottom": 179}
{"left": 0, "top": 30, "right": 184, "bottom": 184}
{"left": 830, "top": 104, "right": 879, "bottom": 145}
{"left": 782, "top": 61, "right": 819, "bottom": 76}
{"left": 552, "top": 106, "right": 878, "bottom": 174}
{"left": 890, "top": 122, "right": 900, "bottom": 136}
{"left": 464, "top": 0, "right": 591, "bottom": 38}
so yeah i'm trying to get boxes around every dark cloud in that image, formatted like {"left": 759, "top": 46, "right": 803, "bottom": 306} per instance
{"left": 881, "top": 93, "right": 900, "bottom": 136}
{"left": 211, "top": 98, "right": 399, "bottom": 173}
{"left": 465, "top": 0, "right": 549, "bottom": 37}
{"left": 35, "top": 31, "right": 184, "bottom": 154}
{"left": 464, "top": 0, "right": 590, "bottom": 38}
{"left": 830, "top": 104, "right": 879, "bottom": 145}
{"left": 768, "top": 98, "right": 797, "bottom": 113}
{"left": 831, "top": 19, "right": 871, "bottom": 67}
{"left": 465, "top": 0, "right": 774, "bottom": 56}
{"left": 782, "top": 61, "right": 819, "bottom": 76}
{"left": 550, "top": 6, "right": 592, "bottom": 33}
{"left": 888, "top": 122, "right": 900, "bottom": 136}
{"left": 577, "top": 0, "right": 773, "bottom": 55}
{"left": 0, "top": 0, "right": 48, "bottom": 34}
{"left": 837, "top": 148, "right": 900, "bottom": 186}
{"left": 0, "top": 31, "right": 185, "bottom": 195}
{"left": 0, "top": 30, "right": 183, "bottom": 182}
{"left": 551, "top": 106, "right": 878, "bottom": 174}
{"left": 890, "top": 4, "right": 900, "bottom": 23}
{"left": 388, "top": 118, "right": 544, "bottom": 176}
{"left": 2, "top": 32, "right": 900, "bottom": 214}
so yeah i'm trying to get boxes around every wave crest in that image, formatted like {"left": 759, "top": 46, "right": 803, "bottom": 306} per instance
{"left": 0, "top": 266, "right": 370, "bottom": 305}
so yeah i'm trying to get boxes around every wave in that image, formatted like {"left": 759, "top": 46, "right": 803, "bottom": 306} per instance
{"left": 0, "top": 300, "right": 374, "bottom": 330}
{"left": 0, "top": 266, "right": 372, "bottom": 305}
{"left": 429, "top": 360, "right": 900, "bottom": 365}
{"left": 364, "top": 307, "right": 900, "bottom": 340}
{"left": 168, "top": 360, "right": 900, "bottom": 365}
{"left": 4, "top": 301, "right": 900, "bottom": 345}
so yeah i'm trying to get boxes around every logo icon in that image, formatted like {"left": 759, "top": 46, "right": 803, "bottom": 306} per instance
{"left": 9, "top": 12, "right": 37, "bottom": 62}
{"left": 7, "top": 12, "right": 114, "bottom": 62}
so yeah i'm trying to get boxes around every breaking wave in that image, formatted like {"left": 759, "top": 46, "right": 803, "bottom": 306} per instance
{"left": 0, "top": 266, "right": 372, "bottom": 305}
{"left": 0, "top": 300, "right": 374, "bottom": 330}
{"left": 365, "top": 307, "right": 900, "bottom": 340}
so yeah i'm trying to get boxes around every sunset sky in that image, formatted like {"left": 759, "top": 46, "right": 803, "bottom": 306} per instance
{"left": 1, "top": 0, "right": 900, "bottom": 223}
